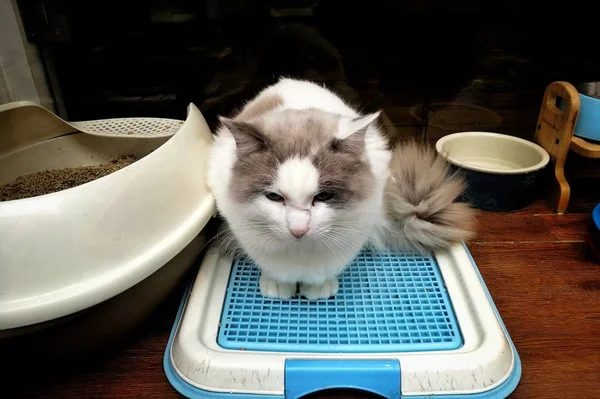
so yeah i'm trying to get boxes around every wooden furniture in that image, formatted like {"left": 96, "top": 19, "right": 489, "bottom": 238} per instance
{"left": 5, "top": 191, "right": 600, "bottom": 399}
{"left": 535, "top": 81, "right": 600, "bottom": 213}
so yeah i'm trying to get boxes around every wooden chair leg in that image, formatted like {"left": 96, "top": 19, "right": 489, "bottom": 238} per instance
{"left": 551, "top": 166, "right": 571, "bottom": 214}
{"left": 534, "top": 81, "right": 581, "bottom": 214}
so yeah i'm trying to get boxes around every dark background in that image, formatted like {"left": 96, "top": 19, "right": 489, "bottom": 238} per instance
{"left": 16, "top": 0, "right": 599, "bottom": 146}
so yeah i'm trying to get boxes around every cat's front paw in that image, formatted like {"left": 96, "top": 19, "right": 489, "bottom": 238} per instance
{"left": 300, "top": 278, "right": 339, "bottom": 300}
{"left": 260, "top": 274, "right": 297, "bottom": 299}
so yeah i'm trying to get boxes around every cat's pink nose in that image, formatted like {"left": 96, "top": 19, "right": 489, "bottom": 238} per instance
{"left": 289, "top": 227, "right": 308, "bottom": 238}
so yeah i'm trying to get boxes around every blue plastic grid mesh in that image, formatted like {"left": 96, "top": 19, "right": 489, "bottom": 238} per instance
{"left": 217, "top": 250, "right": 463, "bottom": 353}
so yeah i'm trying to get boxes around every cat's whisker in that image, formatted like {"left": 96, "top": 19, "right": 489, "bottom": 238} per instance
{"left": 327, "top": 228, "right": 368, "bottom": 242}
{"left": 321, "top": 234, "right": 344, "bottom": 263}
{"left": 245, "top": 230, "right": 275, "bottom": 254}
{"left": 199, "top": 226, "right": 238, "bottom": 253}
{"left": 324, "top": 233, "right": 355, "bottom": 257}
{"left": 322, "top": 239, "right": 342, "bottom": 264}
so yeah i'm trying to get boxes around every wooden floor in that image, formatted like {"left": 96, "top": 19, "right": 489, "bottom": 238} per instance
{"left": 8, "top": 181, "right": 600, "bottom": 398}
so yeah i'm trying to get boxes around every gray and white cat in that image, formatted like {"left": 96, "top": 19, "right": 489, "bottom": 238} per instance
{"left": 207, "top": 78, "right": 475, "bottom": 300}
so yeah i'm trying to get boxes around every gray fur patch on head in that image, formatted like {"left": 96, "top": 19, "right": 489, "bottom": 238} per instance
{"left": 220, "top": 118, "right": 270, "bottom": 155}
{"left": 223, "top": 108, "right": 376, "bottom": 207}
{"left": 312, "top": 130, "right": 374, "bottom": 208}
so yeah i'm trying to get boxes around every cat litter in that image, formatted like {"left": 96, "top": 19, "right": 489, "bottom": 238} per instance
{"left": 164, "top": 244, "right": 521, "bottom": 399}
{"left": 0, "top": 155, "right": 137, "bottom": 201}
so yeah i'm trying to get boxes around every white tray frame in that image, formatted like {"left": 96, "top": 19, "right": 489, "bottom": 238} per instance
{"left": 169, "top": 244, "right": 515, "bottom": 397}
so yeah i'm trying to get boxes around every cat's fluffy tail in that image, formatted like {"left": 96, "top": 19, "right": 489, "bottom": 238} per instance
{"left": 384, "top": 140, "right": 476, "bottom": 254}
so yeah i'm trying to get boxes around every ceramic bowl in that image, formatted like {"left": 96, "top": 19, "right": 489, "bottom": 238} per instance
{"left": 436, "top": 131, "right": 550, "bottom": 211}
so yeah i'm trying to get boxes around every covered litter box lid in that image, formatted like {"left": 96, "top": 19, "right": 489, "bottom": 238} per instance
{"left": 0, "top": 101, "right": 183, "bottom": 157}
{"left": 0, "top": 103, "right": 215, "bottom": 330}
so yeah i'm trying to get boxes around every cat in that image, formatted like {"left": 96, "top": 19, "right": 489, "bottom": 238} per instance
{"left": 206, "top": 77, "right": 475, "bottom": 300}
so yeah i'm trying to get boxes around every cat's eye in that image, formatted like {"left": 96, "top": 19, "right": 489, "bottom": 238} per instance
{"left": 313, "top": 191, "right": 334, "bottom": 202}
{"left": 265, "top": 192, "right": 284, "bottom": 202}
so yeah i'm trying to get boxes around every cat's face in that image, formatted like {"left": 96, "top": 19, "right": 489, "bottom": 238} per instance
{"left": 221, "top": 109, "right": 380, "bottom": 244}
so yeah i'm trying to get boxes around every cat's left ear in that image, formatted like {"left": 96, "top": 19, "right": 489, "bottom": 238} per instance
{"left": 219, "top": 116, "right": 269, "bottom": 155}
{"left": 336, "top": 111, "right": 381, "bottom": 154}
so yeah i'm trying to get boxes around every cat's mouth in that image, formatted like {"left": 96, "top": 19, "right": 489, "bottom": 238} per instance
{"left": 280, "top": 231, "right": 316, "bottom": 243}
{"left": 287, "top": 233, "right": 310, "bottom": 241}
{"left": 289, "top": 228, "right": 309, "bottom": 239}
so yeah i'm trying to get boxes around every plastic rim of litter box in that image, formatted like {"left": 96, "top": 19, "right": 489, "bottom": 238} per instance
{"left": 164, "top": 243, "right": 520, "bottom": 398}
{"left": 0, "top": 101, "right": 184, "bottom": 159}
{"left": 70, "top": 117, "right": 184, "bottom": 138}
{"left": 0, "top": 100, "right": 183, "bottom": 139}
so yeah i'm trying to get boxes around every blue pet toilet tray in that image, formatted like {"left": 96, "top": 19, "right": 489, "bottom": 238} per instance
{"left": 164, "top": 244, "right": 521, "bottom": 399}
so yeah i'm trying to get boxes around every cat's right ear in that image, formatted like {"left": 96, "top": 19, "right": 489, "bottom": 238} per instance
{"left": 219, "top": 117, "right": 269, "bottom": 155}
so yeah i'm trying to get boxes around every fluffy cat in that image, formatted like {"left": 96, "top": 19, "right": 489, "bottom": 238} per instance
{"left": 207, "top": 77, "right": 475, "bottom": 300}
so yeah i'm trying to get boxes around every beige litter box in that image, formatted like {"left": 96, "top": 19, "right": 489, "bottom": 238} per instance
{"left": 0, "top": 101, "right": 215, "bottom": 361}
